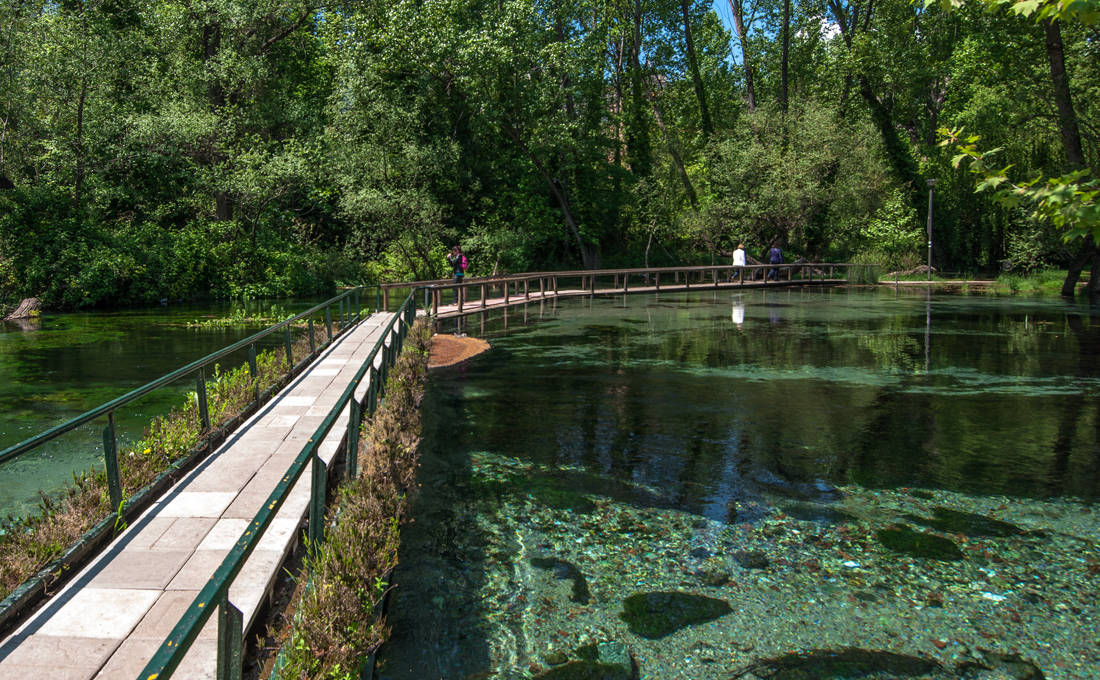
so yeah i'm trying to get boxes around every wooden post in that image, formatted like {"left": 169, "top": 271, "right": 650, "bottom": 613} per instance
{"left": 524, "top": 279, "right": 530, "bottom": 300}
{"left": 554, "top": 276, "right": 558, "bottom": 295}
{"left": 481, "top": 283, "right": 487, "bottom": 308}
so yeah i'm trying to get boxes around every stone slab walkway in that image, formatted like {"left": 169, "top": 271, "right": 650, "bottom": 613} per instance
{"left": 0, "top": 312, "right": 396, "bottom": 680}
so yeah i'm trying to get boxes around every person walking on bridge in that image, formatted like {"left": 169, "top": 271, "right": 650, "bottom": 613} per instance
{"left": 766, "top": 243, "right": 782, "bottom": 281}
{"left": 732, "top": 243, "right": 746, "bottom": 282}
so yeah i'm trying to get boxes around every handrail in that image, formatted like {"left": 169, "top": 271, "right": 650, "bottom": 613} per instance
{"left": 0, "top": 288, "right": 366, "bottom": 469}
{"left": 379, "top": 262, "right": 855, "bottom": 310}
{"left": 137, "top": 291, "right": 419, "bottom": 680}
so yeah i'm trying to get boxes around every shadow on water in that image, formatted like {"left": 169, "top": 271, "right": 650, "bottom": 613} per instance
{"left": 375, "top": 380, "right": 496, "bottom": 679}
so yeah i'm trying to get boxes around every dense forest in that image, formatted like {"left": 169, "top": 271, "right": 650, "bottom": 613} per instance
{"left": 0, "top": 0, "right": 1096, "bottom": 308}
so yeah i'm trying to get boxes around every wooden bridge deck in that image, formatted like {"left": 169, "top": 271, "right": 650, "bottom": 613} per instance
{"left": 431, "top": 275, "right": 846, "bottom": 319}
{"left": 0, "top": 313, "right": 396, "bottom": 680}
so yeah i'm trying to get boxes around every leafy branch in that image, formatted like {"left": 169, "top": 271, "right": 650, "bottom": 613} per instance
{"left": 941, "top": 126, "right": 1100, "bottom": 242}
{"left": 923, "top": 0, "right": 1100, "bottom": 23}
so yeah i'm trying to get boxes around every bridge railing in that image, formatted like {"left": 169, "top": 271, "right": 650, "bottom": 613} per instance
{"left": 0, "top": 287, "right": 369, "bottom": 634}
{"left": 137, "top": 290, "right": 418, "bottom": 680}
{"left": 388, "top": 262, "right": 856, "bottom": 316}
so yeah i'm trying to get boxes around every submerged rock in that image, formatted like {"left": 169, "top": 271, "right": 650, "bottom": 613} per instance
{"left": 532, "top": 661, "right": 633, "bottom": 680}
{"left": 733, "top": 549, "right": 771, "bottom": 570}
{"left": 733, "top": 647, "right": 941, "bottom": 679}
{"left": 752, "top": 469, "right": 844, "bottom": 502}
{"left": 905, "top": 507, "right": 1026, "bottom": 538}
{"left": 956, "top": 650, "right": 1045, "bottom": 679}
{"left": 531, "top": 556, "right": 592, "bottom": 604}
{"left": 779, "top": 501, "right": 858, "bottom": 524}
{"left": 876, "top": 524, "right": 963, "bottom": 561}
{"left": 620, "top": 591, "right": 731, "bottom": 639}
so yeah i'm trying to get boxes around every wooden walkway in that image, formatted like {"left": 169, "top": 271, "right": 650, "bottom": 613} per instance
{"left": 0, "top": 312, "right": 396, "bottom": 680}
{"left": 431, "top": 273, "right": 846, "bottom": 319}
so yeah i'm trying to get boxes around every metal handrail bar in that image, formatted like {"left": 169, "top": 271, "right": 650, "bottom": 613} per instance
{"left": 386, "top": 262, "right": 855, "bottom": 290}
{"left": 413, "top": 263, "right": 854, "bottom": 316}
{"left": 0, "top": 287, "right": 368, "bottom": 468}
{"left": 137, "top": 292, "right": 419, "bottom": 680}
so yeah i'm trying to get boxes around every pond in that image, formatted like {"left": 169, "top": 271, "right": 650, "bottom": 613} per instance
{"left": 0, "top": 300, "right": 321, "bottom": 519}
{"left": 377, "top": 287, "right": 1100, "bottom": 680}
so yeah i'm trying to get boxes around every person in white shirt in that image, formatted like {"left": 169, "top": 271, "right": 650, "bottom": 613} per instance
{"left": 732, "top": 243, "right": 746, "bottom": 281}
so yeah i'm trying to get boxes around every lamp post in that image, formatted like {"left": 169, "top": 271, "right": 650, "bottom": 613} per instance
{"left": 926, "top": 179, "right": 936, "bottom": 283}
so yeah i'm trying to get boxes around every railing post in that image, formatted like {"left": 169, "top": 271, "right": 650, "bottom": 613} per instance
{"left": 433, "top": 288, "right": 439, "bottom": 316}
{"left": 309, "top": 451, "right": 327, "bottom": 546}
{"left": 354, "top": 288, "right": 360, "bottom": 319}
{"left": 196, "top": 368, "right": 211, "bottom": 432}
{"left": 347, "top": 398, "right": 361, "bottom": 479}
{"left": 284, "top": 327, "right": 293, "bottom": 370}
{"left": 102, "top": 413, "right": 122, "bottom": 513}
{"left": 524, "top": 279, "right": 530, "bottom": 299}
{"left": 458, "top": 285, "right": 465, "bottom": 313}
{"left": 308, "top": 317, "right": 316, "bottom": 354}
{"left": 624, "top": 273, "right": 629, "bottom": 292}
{"left": 377, "top": 287, "right": 383, "bottom": 314}
{"left": 504, "top": 281, "right": 510, "bottom": 304}
{"left": 540, "top": 277, "right": 545, "bottom": 297}
{"left": 655, "top": 272, "right": 660, "bottom": 290}
{"left": 248, "top": 344, "right": 259, "bottom": 402}
{"left": 383, "top": 287, "right": 390, "bottom": 311}
{"left": 216, "top": 597, "right": 244, "bottom": 680}
{"left": 325, "top": 307, "right": 333, "bottom": 341}
{"left": 367, "top": 366, "right": 379, "bottom": 415}
{"left": 553, "top": 276, "right": 558, "bottom": 295}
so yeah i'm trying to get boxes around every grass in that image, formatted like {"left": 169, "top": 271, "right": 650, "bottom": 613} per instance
{"left": 273, "top": 319, "right": 431, "bottom": 680}
{"left": 0, "top": 325, "right": 325, "bottom": 602}
{"left": 991, "top": 269, "right": 1075, "bottom": 295}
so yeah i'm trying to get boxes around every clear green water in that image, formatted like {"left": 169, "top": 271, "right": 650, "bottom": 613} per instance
{"left": 0, "top": 300, "right": 321, "bottom": 519}
{"left": 378, "top": 288, "right": 1100, "bottom": 680}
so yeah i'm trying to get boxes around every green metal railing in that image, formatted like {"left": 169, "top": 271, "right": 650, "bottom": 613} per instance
{"left": 0, "top": 287, "right": 368, "bottom": 634}
{"left": 137, "top": 291, "right": 418, "bottom": 680}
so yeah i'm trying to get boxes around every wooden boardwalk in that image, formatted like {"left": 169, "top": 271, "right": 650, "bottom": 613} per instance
{"left": 0, "top": 313, "right": 396, "bottom": 680}
{"left": 431, "top": 273, "right": 846, "bottom": 319}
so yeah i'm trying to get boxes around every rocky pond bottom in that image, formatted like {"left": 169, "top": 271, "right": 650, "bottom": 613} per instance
{"left": 376, "top": 452, "right": 1099, "bottom": 680}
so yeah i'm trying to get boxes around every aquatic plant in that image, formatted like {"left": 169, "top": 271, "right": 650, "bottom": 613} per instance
{"left": 273, "top": 319, "right": 430, "bottom": 679}
{"left": 875, "top": 524, "right": 963, "bottom": 561}
{"left": 619, "top": 591, "right": 732, "bottom": 639}
{"left": 0, "top": 330, "right": 318, "bottom": 601}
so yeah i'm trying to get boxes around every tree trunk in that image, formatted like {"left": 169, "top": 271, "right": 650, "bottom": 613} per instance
{"left": 645, "top": 69, "right": 698, "bottom": 209}
{"left": 859, "top": 76, "right": 926, "bottom": 225}
{"left": 780, "top": 0, "right": 790, "bottom": 115}
{"left": 680, "top": 0, "right": 712, "bottom": 138}
{"left": 627, "top": 0, "right": 652, "bottom": 176}
{"left": 727, "top": 0, "right": 756, "bottom": 111}
{"left": 1044, "top": 19, "right": 1085, "bottom": 170}
{"left": 504, "top": 125, "right": 598, "bottom": 268}
{"left": 4, "top": 297, "right": 41, "bottom": 320}
{"left": 1061, "top": 240, "right": 1100, "bottom": 297}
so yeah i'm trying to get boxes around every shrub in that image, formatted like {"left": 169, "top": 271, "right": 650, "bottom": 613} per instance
{"left": 275, "top": 319, "right": 430, "bottom": 679}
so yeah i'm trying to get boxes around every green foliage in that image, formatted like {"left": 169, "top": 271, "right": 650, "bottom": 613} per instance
{"left": 276, "top": 320, "right": 431, "bottom": 679}
{"left": 856, "top": 189, "right": 925, "bottom": 269}
{"left": 945, "top": 127, "right": 1100, "bottom": 243}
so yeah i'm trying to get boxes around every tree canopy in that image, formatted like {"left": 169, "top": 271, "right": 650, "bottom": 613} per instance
{"left": 0, "top": 0, "right": 1097, "bottom": 307}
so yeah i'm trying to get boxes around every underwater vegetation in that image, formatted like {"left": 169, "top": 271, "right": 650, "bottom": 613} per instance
{"left": 619, "top": 591, "right": 732, "bottom": 639}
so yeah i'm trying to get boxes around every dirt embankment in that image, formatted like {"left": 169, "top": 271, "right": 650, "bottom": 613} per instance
{"left": 428, "top": 334, "right": 491, "bottom": 369}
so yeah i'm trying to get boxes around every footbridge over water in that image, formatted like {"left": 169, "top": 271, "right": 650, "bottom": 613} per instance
{"left": 381, "top": 262, "right": 858, "bottom": 320}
